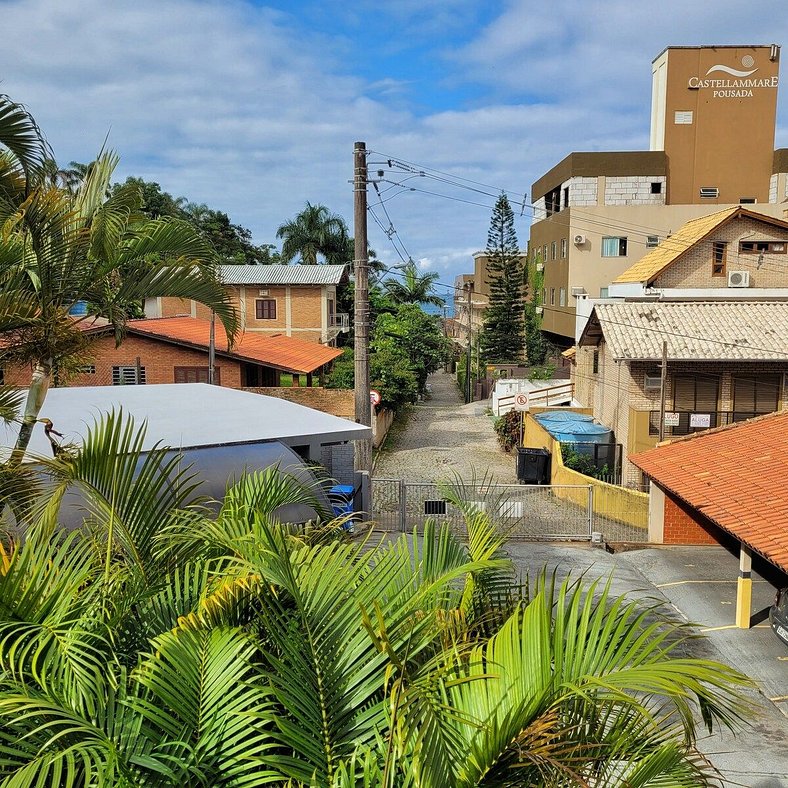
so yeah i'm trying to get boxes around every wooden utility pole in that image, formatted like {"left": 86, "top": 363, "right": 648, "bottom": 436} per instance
{"left": 353, "top": 141, "right": 372, "bottom": 471}
{"left": 658, "top": 340, "right": 668, "bottom": 442}
{"left": 465, "top": 281, "right": 474, "bottom": 404}
{"left": 208, "top": 311, "right": 216, "bottom": 384}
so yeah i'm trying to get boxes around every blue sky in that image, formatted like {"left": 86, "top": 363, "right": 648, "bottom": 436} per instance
{"left": 1, "top": 0, "right": 786, "bottom": 302}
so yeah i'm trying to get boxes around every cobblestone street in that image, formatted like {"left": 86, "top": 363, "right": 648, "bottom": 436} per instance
{"left": 373, "top": 370, "right": 517, "bottom": 483}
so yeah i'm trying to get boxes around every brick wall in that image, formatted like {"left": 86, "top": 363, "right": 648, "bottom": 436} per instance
{"left": 654, "top": 216, "right": 788, "bottom": 289}
{"left": 662, "top": 492, "right": 721, "bottom": 545}
{"left": 4, "top": 335, "right": 243, "bottom": 388}
{"left": 244, "top": 387, "right": 354, "bottom": 419}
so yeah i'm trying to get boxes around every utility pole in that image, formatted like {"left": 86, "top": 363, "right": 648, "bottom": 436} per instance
{"left": 208, "top": 311, "right": 216, "bottom": 385}
{"left": 353, "top": 141, "right": 372, "bottom": 471}
{"left": 465, "top": 281, "right": 473, "bottom": 404}
{"left": 658, "top": 340, "right": 668, "bottom": 442}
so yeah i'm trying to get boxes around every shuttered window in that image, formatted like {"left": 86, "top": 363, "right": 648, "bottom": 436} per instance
{"left": 673, "top": 374, "right": 719, "bottom": 411}
{"left": 732, "top": 374, "right": 780, "bottom": 420}
{"left": 255, "top": 299, "right": 277, "bottom": 319}
{"left": 174, "top": 366, "right": 220, "bottom": 385}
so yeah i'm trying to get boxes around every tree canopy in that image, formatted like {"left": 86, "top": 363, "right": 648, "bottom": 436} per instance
{"left": 383, "top": 259, "right": 445, "bottom": 308}
{"left": 276, "top": 201, "right": 350, "bottom": 265}
{"left": 479, "top": 194, "right": 526, "bottom": 363}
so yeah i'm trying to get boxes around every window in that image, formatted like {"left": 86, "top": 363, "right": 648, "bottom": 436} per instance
{"left": 699, "top": 187, "right": 719, "bottom": 199}
{"left": 650, "top": 182, "right": 662, "bottom": 194}
{"left": 712, "top": 241, "right": 727, "bottom": 276}
{"left": 646, "top": 235, "right": 659, "bottom": 248}
{"left": 560, "top": 238, "right": 567, "bottom": 258}
{"left": 739, "top": 241, "right": 786, "bottom": 254}
{"left": 551, "top": 241, "right": 557, "bottom": 261}
{"left": 592, "top": 350, "right": 599, "bottom": 374}
{"left": 542, "top": 245, "right": 548, "bottom": 262}
{"left": 255, "top": 299, "right": 277, "bottom": 319}
{"left": 732, "top": 374, "right": 781, "bottom": 420}
{"left": 739, "top": 197, "right": 757, "bottom": 204}
{"left": 599, "top": 287, "right": 609, "bottom": 298}
{"left": 601, "top": 237, "right": 627, "bottom": 257}
{"left": 174, "top": 366, "right": 221, "bottom": 384}
{"left": 559, "top": 288, "right": 566, "bottom": 307}
{"left": 550, "top": 288, "right": 556, "bottom": 306}
{"left": 541, "top": 288, "right": 546, "bottom": 305}
{"left": 75, "top": 365, "right": 96, "bottom": 374}
{"left": 671, "top": 374, "right": 719, "bottom": 433}
{"left": 674, "top": 110, "right": 693, "bottom": 124}
{"left": 112, "top": 366, "right": 145, "bottom": 385}
{"left": 563, "top": 186, "right": 569, "bottom": 209}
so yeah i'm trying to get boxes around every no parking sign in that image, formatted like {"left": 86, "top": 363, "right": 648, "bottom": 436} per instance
{"left": 513, "top": 392, "right": 529, "bottom": 412}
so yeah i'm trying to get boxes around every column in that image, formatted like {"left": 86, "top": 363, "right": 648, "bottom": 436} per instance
{"left": 735, "top": 543, "right": 752, "bottom": 629}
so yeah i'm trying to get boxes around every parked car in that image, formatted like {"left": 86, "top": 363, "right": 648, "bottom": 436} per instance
{"left": 770, "top": 588, "right": 788, "bottom": 647}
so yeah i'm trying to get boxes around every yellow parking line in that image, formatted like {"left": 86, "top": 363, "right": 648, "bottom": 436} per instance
{"left": 700, "top": 625, "right": 736, "bottom": 632}
{"left": 656, "top": 579, "right": 768, "bottom": 588}
{"left": 769, "top": 695, "right": 788, "bottom": 702}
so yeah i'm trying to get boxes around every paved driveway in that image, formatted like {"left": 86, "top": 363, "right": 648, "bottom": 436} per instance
{"left": 374, "top": 370, "right": 518, "bottom": 483}
{"left": 503, "top": 542, "right": 788, "bottom": 787}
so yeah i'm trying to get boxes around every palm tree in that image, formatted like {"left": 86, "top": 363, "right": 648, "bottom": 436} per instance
{"left": 0, "top": 415, "right": 751, "bottom": 786}
{"left": 276, "top": 201, "right": 349, "bottom": 265}
{"left": 383, "top": 259, "right": 445, "bottom": 308}
{"left": 0, "top": 94, "right": 237, "bottom": 462}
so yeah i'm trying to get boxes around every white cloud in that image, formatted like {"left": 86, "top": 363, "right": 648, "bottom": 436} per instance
{"left": 1, "top": 0, "right": 786, "bottom": 294}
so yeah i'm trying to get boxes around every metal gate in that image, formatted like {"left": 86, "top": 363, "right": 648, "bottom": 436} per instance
{"left": 371, "top": 479, "right": 594, "bottom": 541}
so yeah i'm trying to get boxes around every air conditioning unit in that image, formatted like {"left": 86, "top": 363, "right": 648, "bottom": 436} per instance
{"left": 258, "top": 288, "right": 269, "bottom": 296}
{"left": 535, "top": 263, "right": 544, "bottom": 272}
{"left": 573, "top": 234, "right": 586, "bottom": 245}
{"left": 644, "top": 374, "right": 661, "bottom": 391}
{"left": 570, "top": 286, "right": 586, "bottom": 296}
{"left": 727, "top": 270, "right": 750, "bottom": 288}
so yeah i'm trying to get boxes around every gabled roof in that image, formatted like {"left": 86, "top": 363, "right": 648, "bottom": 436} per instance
{"left": 578, "top": 301, "right": 788, "bottom": 361}
{"left": 614, "top": 207, "right": 788, "bottom": 285}
{"left": 631, "top": 411, "right": 788, "bottom": 572}
{"left": 219, "top": 264, "right": 348, "bottom": 286}
{"left": 127, "top": 317, "right": 342, "bottom": 374}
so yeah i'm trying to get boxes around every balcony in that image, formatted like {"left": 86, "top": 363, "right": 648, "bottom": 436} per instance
{"left": 328, "top": 313, "right": 350, "bottom": 333}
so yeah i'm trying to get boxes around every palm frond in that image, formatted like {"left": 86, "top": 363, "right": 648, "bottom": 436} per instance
{"left": 0, "top": 94, "right": 53, "bottom": 184}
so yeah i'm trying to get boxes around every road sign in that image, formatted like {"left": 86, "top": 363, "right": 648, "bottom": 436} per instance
{"left": 513, "top": 392, "right": 529, "bottom": 412}
{"left": 370, "top": 390, "right": 381, "bottom": 406}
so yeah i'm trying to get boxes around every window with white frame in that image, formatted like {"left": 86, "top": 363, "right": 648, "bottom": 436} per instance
{"left": 601, "top": 237, "right": 627, "bottom": 257}
{"left": 112, "top": 366, "right": 146, "bottom": 385}
{"left": 646, "top": 235, "right": 659, "bottom": 248}
{"left": 560, "top": 238, "right": 567, "bottom": 258}
{"left": 550, "top": 288, "right": 555, "bottom": 306}
{"left": 559, "top": 288, "right": 566, "bottom": 307}
{"left": 551, "top": 241, "right": 557, "bottom": 261}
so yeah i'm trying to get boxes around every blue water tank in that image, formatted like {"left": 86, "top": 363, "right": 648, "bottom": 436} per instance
{"left": 535, "top": 411, "right": 593, "bottom": 424}
{"left": 535, "top": 412, "right": 613, "bottom": 454}
{"left": 68, "top": 301, "right": 88, "bottom": 316}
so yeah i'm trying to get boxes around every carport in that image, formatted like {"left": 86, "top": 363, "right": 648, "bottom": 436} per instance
{"left": 631, "top": 410, "right": 788, "bottom": 629}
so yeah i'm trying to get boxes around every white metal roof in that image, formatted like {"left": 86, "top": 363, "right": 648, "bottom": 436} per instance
{"left": 0, "top": 384, "right": 370, "bottom": 463}
{"left": 582, "top": 301, "right": 788, "bottom": 361}
{"left": 219, "top": 264, "right": 347, "bottom": 286}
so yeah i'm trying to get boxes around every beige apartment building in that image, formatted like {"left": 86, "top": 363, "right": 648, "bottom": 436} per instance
{"left": 529, "top": 44, "right": 787, "bottom": 342}
{"left": 144, "top": 264, "right": 349, "bottom": 345}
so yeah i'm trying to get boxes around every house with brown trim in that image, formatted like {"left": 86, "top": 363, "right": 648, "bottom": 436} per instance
{"left": 631, "top": 411, "right": 788, "bottom": 628}
{"left": 575, "top": 300, "right": 788, "bottom": 486}
{"left": 1, "top": 316, "right": 342, "bottom": 389}
{"left": 144, "top": 264, "right": 350, "bottom": 345}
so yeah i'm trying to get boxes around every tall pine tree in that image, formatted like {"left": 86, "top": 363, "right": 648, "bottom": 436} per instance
{"left": 480, "top": 194, "right": 526, "bottom": 363}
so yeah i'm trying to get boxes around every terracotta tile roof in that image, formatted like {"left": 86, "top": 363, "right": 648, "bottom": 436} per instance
{"left": 127, "top": 317, "right": 342, "bottom": 374}
{"left": 580, "top": 301, "right": 788, "bottom": 361}
{"left": 631, "top": 411, "right": 788, "bottom": 571}
{"left": 613, "top": 207, "right": 788, "bottom": 284}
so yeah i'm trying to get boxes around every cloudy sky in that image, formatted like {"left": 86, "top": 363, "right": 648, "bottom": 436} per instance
{"left": 2, "top": 0, "right": 787, "bottom": 300}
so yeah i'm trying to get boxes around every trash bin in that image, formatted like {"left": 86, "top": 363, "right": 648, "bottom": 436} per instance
{"left": 516, "top": 447, "right": 551, "bottom": 485}
{"left": 328, "top": 484, "right": 355, "bottom": 525}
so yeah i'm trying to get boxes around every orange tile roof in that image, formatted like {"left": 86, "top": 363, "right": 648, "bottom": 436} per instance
{"left": 631, "top": 411, "right": 788, "bottom": 571}
{"left": 127, "top": 317, "right": 341, "bottom": 375}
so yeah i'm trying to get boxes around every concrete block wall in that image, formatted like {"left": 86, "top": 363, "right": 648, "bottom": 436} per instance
{"left": 320, "top": 442, "right": 355, "bottom": 486}
{"left": 603, "top": 176, "right": 665, "bottom": 207}
{"left": 655, "top": 216, "right": 788, "bottom": 288}
{"left": 568, "top": 176, "right": 598, "bottom": 207}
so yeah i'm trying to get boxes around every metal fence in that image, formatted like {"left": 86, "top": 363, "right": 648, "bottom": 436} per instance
{"left": 371, "top": 478, "right": 650, "bottom": 543}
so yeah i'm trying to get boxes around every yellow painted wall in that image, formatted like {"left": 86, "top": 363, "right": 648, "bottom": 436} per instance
{"left": 523, "top": 414, "right": 649, "bottom": 531}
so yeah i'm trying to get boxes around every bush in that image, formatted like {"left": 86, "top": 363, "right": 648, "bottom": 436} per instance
{"left": 494, "top": 410, "right": 521, "bottom": 452}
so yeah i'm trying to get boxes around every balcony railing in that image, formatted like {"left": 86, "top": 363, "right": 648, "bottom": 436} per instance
{"left": 647, "top": 410, "right": 770, "bottom": 437}
{"left": 328, "top": 313, "right": 350, "bottom": 333}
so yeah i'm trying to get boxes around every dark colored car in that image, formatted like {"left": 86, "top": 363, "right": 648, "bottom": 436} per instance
{"left": 770, "top": 588, "right": 788, "bottom": 647}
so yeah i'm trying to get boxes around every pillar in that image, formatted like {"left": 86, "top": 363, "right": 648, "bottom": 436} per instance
{"left": 735, "top": 544, "right": 752, "bottom": 629}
